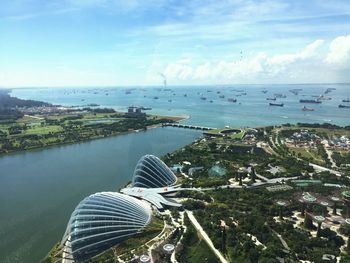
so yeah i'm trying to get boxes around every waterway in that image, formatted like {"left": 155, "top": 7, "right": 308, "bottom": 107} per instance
{"left": 0, "top": 127, "right": 201, "bottom": 263}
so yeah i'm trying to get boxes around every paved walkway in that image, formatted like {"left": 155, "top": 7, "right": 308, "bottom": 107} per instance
{"left": 271, "top": 229, "right": 290, "bottom": 250}
{"left": 309, "top": 163, "right": 342, "bottom": 177}
{"left": 186, "top": 211, "right": 228, "bottom": 263}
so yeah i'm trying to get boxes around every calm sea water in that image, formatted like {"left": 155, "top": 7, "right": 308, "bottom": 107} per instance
{"left": 11, "top": 84, "right": 350, "bottom": 127}
{"left": 0, "top": 127, "right": 201, "bottom": 263}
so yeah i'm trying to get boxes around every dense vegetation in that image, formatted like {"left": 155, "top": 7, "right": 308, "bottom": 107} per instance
{"left": 0, "top": 113, "right": 175, "bottom": 154}
{"left": 0, "top": 89, "right": 50, "bottom": 121}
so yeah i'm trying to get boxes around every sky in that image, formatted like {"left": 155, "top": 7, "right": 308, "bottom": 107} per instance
{"left": 1, "top": 0, "right": 350, "bottom": 87}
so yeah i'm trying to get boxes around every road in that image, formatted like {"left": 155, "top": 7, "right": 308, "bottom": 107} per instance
{"left": 321, "top": 140, "right": 337, "bottom": 168}
{"left": 309, "top": 163, "right": 342, "bottom": 177}
{"left": 186, "top": 211, "right": 228, "bottom": 263}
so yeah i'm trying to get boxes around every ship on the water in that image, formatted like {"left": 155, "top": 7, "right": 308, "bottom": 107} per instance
{"left": 339, "top": 104, "right": 350, "bottom": 108}
{"left": 342, "top": 98, "right": 350, "bottom": 103}
{"left": 219, "top": 95, "right": 225, "bottom": 98}
{"left": 228, "top": 98, "right": 237, "bottom": 102}
{"left": 289, "top": 88, "right": 302, "bottom": 95}
{"left": 266, "top": 97, "right": 276, "bottom": 101}
{"left": 200, "top": 96, "right": 207, "bottom": 100}
{"left": 269, "top": 102, "right": 284, "bottom": 107}
{"left": 302, "top": 106, "right": 314, "bottom": 111}
{"left": 325, "top": 88, "right": 336, "bottom": 94}
{"left": 274, "top": 93, "right": 287, "bottom": 98}
{"left": 299, "top": 99, "right": 321, "bottom": 104}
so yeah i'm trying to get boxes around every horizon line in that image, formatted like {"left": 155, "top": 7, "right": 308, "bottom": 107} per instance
{"left": 2, "top": 82, "right": 350, "bottom": 89}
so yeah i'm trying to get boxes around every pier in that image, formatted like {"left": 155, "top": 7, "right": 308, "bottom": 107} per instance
{"left": 162, "top": 123, "right": 215, "bottom": 130}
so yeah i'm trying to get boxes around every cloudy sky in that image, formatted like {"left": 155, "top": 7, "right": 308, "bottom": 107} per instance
{"left": 1, "top": 0, "right": 350, "bottom": 87}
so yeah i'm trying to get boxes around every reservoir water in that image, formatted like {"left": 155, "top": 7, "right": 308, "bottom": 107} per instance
{"left": 0, "top": 127, "right": 202, "bottom": 263}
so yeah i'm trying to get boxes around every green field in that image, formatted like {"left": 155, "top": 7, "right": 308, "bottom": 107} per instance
{"left": 206, "top": 128, "right": 245, "bottom": 140}
{"left": 185, "top": 239, "right": 219, "bottom": 263}
{"left": 0, "top": 111, "right": 179, "bottom": 154}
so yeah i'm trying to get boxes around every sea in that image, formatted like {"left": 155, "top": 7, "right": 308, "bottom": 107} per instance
{"left": 11, "top": 84, "right": 350, "bottom": 127}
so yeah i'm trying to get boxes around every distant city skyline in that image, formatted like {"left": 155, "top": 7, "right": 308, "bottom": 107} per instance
{"left": 1, "top": 0, "right": 350, "bottom": 87}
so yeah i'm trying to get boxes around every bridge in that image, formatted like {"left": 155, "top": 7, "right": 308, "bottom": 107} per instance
{"left": 162, "top": 123, "right": 215, "bottom": 131}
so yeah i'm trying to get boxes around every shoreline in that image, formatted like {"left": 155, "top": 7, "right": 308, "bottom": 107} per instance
{"left": 0, "top": 114, "right": 190, "bottom": 157}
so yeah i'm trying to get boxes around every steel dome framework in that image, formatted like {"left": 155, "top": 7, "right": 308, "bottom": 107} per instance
{"left": 132, "top": 154, "right": 177, "bottom": 188}
{"left": 61, "top": 192, "right": 151, "bottom": 262}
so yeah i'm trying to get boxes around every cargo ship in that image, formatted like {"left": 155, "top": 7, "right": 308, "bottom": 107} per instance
{"left": 339, "top": 104, "right": 350, "bottom": 108}
{"left": 266, "top": 97, "right": 276, "bottom": 101}
{"left": 325, "top": 88, "right": 336, "bottom": 94}
{"left": 228, "top": 98, "right": 237, "bottom": 102}
{"left": 299, "top": 99, "right": 321, "bottom": 104}
{"left": 302, "top": 106, "right": 314, "bottom": 111}
{"left": 269, "top": 102, "right": 284, "bottom": 107}
{"left": 274, "top": 93, "right": 287, "bottom": 98}
{"left": 342, "top": 98, "right": 350, "bottom": 103}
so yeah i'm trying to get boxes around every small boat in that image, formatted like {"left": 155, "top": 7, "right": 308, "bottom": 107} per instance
{"left": 262, "top": 90, "right": 268, "bottom": 94}
{"left": 168, "top": 99, "right": 172, "bottom": 102}
{"left": 219, "top": 95, "right": 225, "bottom": 98}
{"left": 200, "top": 96, "right": 207, "bottom": 100}
{"left": 266, "top": 97, "right": 276, "bottom": 101}
{"left": 300, "top": 99, "right": 321, "bottom": 104}
{"left": 269, "top": 102, "right": 284, "bottom": 107}
{"left": 184, "top": 94, "right": 187, "bottom": 97}
{"left": 302, "top": 106, "right": 314, "bottom": 111}
{"left": 339, "top": 104, "right": 350, "bottom": 108}
{"left": 274, "top": 93, "right": 286, "bottom": 98}
{"left": 228, "top": 98, "right": 237, "bottom": 102}
{"left": 153, "top": 96, "right": 159, "bottom": 99}
{"left": 325, "top": 88, "right": 336, "bottom": 94}
{"left": 342, "top": 98, "right": 350, "bottom": 103}
{"left": 209, "top": 100, "right": 213, "bottom": 103}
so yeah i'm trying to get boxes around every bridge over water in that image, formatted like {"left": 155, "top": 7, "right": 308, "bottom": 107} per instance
{"left": 162, "top": 123, "right": 216, "bottom": 131}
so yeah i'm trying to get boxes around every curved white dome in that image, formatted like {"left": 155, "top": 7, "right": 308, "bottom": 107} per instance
{"left": 132, "top": 154, "right": 177, "bottom": 188}
{"left": 61, "top": 192, "right": 151, "bottom": 262}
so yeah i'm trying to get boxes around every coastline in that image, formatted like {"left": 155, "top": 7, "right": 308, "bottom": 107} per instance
{"left": 0, "top": 114, "right": 189, "bottom": 157}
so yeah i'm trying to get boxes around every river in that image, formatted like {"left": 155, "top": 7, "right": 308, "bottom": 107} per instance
{"left": 0, "top": 127, "right": 202, "bottom": 263}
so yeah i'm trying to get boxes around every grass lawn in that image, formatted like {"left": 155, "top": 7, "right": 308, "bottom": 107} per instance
{"left": 290, "top": 147, "right": 325, "bottom": 165}
{"left": 185, "top": 238, "right": 219, "bottom": 263}
{"left": 24, "top": 125, "right": 64, "bottom": 135}
{"left": 206, "top": 128, "right": 245, "bottom": 140}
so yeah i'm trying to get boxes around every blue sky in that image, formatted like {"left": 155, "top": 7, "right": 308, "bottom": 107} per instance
{"left": 1, "top": 0, "right": 350, "bottom": 87}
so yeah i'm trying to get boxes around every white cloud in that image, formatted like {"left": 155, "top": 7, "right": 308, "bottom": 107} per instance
{"left": 162, "top": 36, "right": 350, "bottom": 84}
{"left": 325, "top": 35, "right": 350, "bottom": 67}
